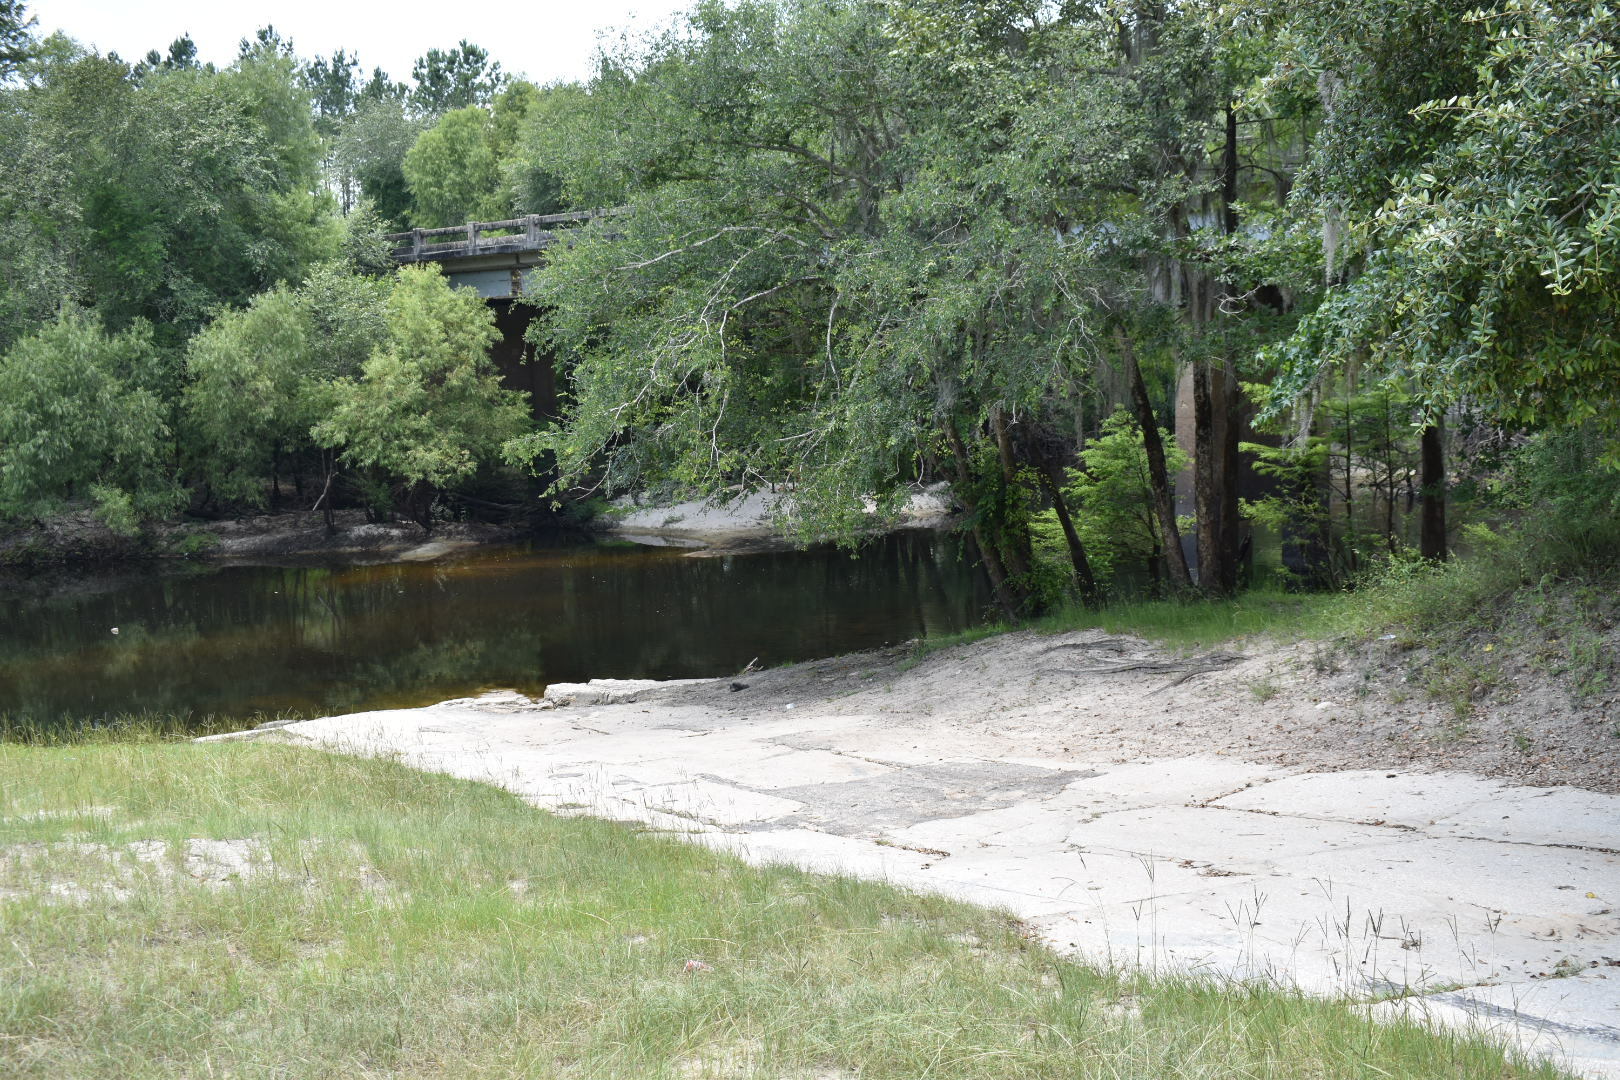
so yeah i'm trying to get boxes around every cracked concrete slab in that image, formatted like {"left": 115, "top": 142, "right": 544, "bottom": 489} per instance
{"left": 770, "top": 760, "right": 1083, "bottom": 836}
{"left": 206, "top": 673, "right": 1620, "bottom": 1079}
{"left": 1378, "top": 975, "right": 1620, "bottom": 1077}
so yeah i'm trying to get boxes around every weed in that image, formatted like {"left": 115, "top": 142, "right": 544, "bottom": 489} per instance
{"left": 1438, "top": 717, "right": 1473, "bottom": 743}
{"left": 1246, "top": 677, "right": 1281, "bottom": 703}
{"left": 1024, "top": 588, "right": 1337, "bottom": 651}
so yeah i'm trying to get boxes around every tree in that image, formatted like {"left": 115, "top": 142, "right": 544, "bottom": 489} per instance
{"left": 0, "top": 313, "right": 182, "bottom": 532}
{"left": 134, "top": 35, "right": 200, "bottom": 78}
{"left": 408, "top": 41, "right": 504, "bottom": 117}
{"left": 183, "top": 288, "right": 316, "bottom": 507}
{"left": 335, "top": 96, "right": 421, "bottom": 226}
{"left": 0, "top": 41, "right": 337, "bottom": 350}
{"left": 501, "top": 81, "right": 586, "bottom": 216}
{"left": 1280, "top": 0, "right": 1620, "bottom": 463}
{"left": 1046, "top": 409, "right": 1190, "bottom": 589}
{"left": 506, "top": 0, "right": 1142, "bottom": 615}
{"left": 183, "top": 263, "right": 390, "bottom": 513}
{"left": 303, "top": 48, "right": 359, "bottom": 138}
{"left": 359, "top": 65, "right": 406, "bottom": 104}
{"left": 315, "top": 266, "right": 531, "bottom": 529}
{"left": 402, "top": 82, "right": 543, "bottom": 226}
{"left": 403, "top": 107, "right": 500, "bottom": 226}
{"left": 0, "top": 0, "right": 34, "bottom": 80}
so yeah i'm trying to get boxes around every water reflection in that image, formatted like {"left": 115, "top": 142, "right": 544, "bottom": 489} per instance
{"left": 0, "top": 533, "right": 987, "bottom": 725}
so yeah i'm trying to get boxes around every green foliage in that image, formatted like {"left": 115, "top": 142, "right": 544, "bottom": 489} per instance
{"left": 1490, "top": 427, "right": 1620, "bottom": 565}
{"left": 501, "top": 81, "right": 583, "bottom": 215}
{"left": 183, "top": 288, "right": 316, "bottom": 505}
{"left": 314, "top": 266, "right": 530, "bottom": 520}
{"left": 507, "top": 0, "right": 1151, "bottom": 554}
{"left": 0, "top": 41, "right": 337, "bottom": 350}
{"left": 402, "top": 82, "right": 545, "bottom": 226}
{"left": 1059, "top": 410, "right": 1189, "bottom": 585}
{"left": 1240, "top": 439, "right": 1328, "bottom": 534}
{"left": 183, "top": 264, "right": 390, "bottom": 509}
{"left": 408, "top": 40, "right": 505, "bottom": 117}
{"left": 1274, "top": 0, "right": 1620, "bottom": 458}
{"left": 333, "top": 97, "right": 422, "bottom": 226}
{"left": 403, "top": 107, "right": 501, "bottom": 226}
{"left": 0, "top": 0, "right": 35, "bottom": 79}
{"left": 336, "top": 200, "right": 397, "bottom": 274}
{"left": 0, "top": 314, "right": 182, "bottom": 531}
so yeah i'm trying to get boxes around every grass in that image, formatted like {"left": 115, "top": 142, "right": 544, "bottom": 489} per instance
{"left": 0, "top": 709, "right": 309, "bottom": 745}
{"left": 906, "top": 586, "right": 1337, "bottom": 666}
{"left": 0, "top": 741, "right": 1570, "bottom": 1079}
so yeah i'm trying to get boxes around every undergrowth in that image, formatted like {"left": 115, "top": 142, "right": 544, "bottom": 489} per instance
{"left": 913, "top": 431, "right": 1620, "bottom": 708}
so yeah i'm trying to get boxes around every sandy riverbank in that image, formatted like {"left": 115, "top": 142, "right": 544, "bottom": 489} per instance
{"left": 601, "top": 483, "right": 957, "bottom": 553}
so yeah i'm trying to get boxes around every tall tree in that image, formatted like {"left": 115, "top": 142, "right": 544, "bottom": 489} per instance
{"left": 0, "top": 314, "right": 183, "bottom": 531}
{"left": 0, "top": 42, "right": 336, "bottom": 349}
{"left": 509, "top": 0, "right": 1138, "bottom": 613}
{"left": 0, "top": 0, "right": 34, "bottom": 80}
{"left": 402, "top": 82, "right": 537, "bottom": 225}
{"left": 408, "top": 41, "right": 504, "bottom": 117}
{"left": 315, "top": 266, "right": 531, "bottom": 530}
{"left": 335, "top": 96, "right": 422, "bottom": 226}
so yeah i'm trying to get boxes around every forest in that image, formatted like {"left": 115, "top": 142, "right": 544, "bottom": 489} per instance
{"left": 1, "top": 0, "right": 1617, "bottom": 614}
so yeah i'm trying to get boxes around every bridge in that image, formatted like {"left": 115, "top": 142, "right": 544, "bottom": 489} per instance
{"left": 384, "top": 209, "right": 607, "bottom": 299}
{"left": 384, "top": 210, "right": 609, "bottom": 416}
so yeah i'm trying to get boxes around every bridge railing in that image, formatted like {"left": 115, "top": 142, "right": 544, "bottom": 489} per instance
{"left": 384, "top": 209, "right": 610, "bottom": 262}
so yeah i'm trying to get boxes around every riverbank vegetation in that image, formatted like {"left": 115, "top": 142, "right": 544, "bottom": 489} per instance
{"left": 0, "top": 739, "right": 1571, "bottom": 1078}
{"left": 1, "top": 0, "right": 1617, "bottom": 611}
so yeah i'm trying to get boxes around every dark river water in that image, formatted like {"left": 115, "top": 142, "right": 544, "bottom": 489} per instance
{"left": 0, "top": 532, "right": 988, "bottom": 726}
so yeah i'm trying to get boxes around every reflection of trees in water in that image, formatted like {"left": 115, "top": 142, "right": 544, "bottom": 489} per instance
{"left": 0, "top": 534, "right": 988, "bottom": 727}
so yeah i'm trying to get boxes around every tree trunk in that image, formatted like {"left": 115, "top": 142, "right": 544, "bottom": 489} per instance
{"left": 1420, "top": 421, "right": 1447, "bottom": 561}
{"left": 311, "top": 453, "right": 337, "bottom": 536}
{"left": 1034, "top": 459, "right": 1101, "bottom": 607}
{"left": 1192, "top": 361, "right": 1222, "bottom": 593}
{"left": 1218, "top": 361, "right": 1244, "bottom": 594}
{"left": 945, "top": 424, "right": 1024, "bottom": 621}
{"left": 988, "top": 408, "right": 1036, "bottom": 584}
{"left": 1205, "top": 102, "right": 1244, "bottom": 595}
{"left": 1117, "top": 327, "right": 1194, "bottom": 591}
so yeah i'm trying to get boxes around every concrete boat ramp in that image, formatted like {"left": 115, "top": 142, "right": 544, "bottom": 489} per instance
{"left": 215, "top": 673, "right": 1620, "bottom": 1078}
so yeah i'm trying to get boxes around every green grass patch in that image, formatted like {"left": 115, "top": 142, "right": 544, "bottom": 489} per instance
{"left": 0, "top": 709, "right": 308, "bottom": 745}
{"left": 1030, "top": 587, "right": 1340, "bottom": 650}
{"left": 908, "top": 587, "right": 1338, "bottom": 663}
{"left": 0, "top": 742, "right": 1569, "bottom": 1078}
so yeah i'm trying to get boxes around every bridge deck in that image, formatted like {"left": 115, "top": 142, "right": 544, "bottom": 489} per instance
{"left": 385, "top": 210, "right": 606, "bottom": 263}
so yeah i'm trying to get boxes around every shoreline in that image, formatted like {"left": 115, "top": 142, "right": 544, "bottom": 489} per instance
{"left": 597, "top": 483, "right": 958, "bottom": 555}
{"left": 1, "top": 484, "right": 961, "bottom": 571}
{"left": 209, "top": 627, "right": 1620, "bottom": 1079}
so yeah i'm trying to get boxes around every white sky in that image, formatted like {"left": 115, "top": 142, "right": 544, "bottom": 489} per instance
{"left": 29, "top": 0, "right": 694, "bottom": 85}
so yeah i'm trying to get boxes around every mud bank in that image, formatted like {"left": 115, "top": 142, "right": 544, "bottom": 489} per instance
{"left": 172, "top": 510, "right": 518, "bottom": 564}
{"left": 0, "top": 508, "right": 522, "bottom": 571}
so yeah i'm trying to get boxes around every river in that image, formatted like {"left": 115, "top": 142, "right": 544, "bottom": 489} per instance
{"left": 0, "top": 532, "right": 988, "bottom": 728}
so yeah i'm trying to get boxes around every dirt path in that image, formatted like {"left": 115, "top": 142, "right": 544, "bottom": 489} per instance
{"left": 212, "top": 629, "right": 1620, "bottom": 1078}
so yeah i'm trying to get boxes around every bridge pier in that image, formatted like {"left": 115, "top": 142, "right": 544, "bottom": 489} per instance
{"left": 385, "top": 212, "right": 604, "bottom": 422}
{"left": 489, "top": 299, "right": 557, "bottom": 421}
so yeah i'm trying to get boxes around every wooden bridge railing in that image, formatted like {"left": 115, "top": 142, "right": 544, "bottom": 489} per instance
{"left": 384, "top": 209, "right": 610, "bottom": 262}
